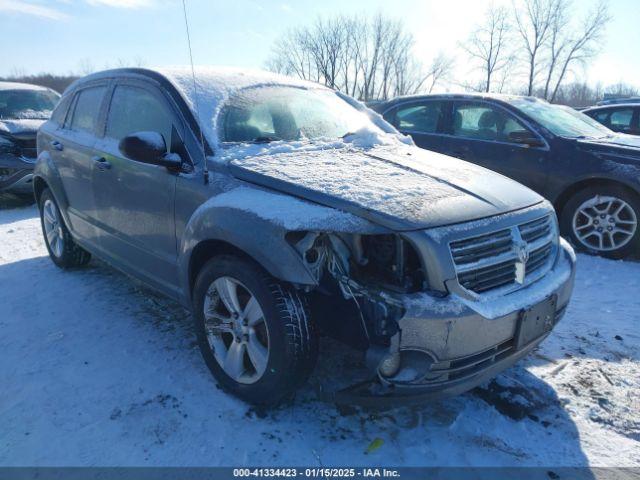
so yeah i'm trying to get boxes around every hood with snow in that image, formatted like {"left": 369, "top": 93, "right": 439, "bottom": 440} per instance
{"left": 228, "top": 141, "right": 544, "bottom": 231}
{"left": 0, "top": 118, "right": 45, "bottom": 139}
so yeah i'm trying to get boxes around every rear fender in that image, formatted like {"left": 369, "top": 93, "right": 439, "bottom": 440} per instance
{"left": 33, "top": 150, "right": 71, "bottom": 224}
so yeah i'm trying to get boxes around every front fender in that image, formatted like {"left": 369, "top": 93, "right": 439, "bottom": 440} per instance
{"left": 178, "top": 186, "right": 386, "bottom": 303}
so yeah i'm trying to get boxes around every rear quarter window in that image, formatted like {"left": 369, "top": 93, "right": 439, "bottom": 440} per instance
{"left": 51, "top": 95, "right": 72, "bottom": 125}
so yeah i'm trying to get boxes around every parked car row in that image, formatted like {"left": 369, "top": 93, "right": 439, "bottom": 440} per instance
{"left": 7, "top": 67, "right": 637, "bottom": 406}
{"left": 370, "top": 94, "right": 640, "bottom": 259}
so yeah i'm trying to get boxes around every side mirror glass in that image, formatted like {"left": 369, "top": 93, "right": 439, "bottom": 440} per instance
{"left": 508, "top": 130, "right": 545, "bottom": 148}
{"left": 118, "top": 131, "right": 181, "bottom": 168}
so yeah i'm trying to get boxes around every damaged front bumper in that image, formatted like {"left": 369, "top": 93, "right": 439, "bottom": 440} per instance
{"left": 334, "top": 238, "right": 576, "bottom": 407}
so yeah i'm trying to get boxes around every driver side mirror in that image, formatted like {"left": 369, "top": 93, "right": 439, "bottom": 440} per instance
{"left": 118, "top": 131, "right": 182, "bottom": 169}
{"left": 508, "top": 130, "right": 545, "bottom": 148}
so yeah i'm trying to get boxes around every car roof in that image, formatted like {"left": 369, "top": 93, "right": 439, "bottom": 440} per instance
{"left": 583, "top": 103, "right": 640, "bottom": 112}
{"left": 377, "top": 92, "right": 542, "bottom": 109}
{"left": 67, "top": 66, "right": 329, "bottom": 148}
{"left": 0, "top": 81, "right": 52, "bottom": 92}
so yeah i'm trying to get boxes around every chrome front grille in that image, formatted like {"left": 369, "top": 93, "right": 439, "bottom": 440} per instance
{"left": 450, "top": 214, "right": 556, "bottom": 294}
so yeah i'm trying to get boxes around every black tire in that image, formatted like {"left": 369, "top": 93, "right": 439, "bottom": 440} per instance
{"left": 39, "top": 188, "right": 91, "bottom": 268}
{"left": 560, "top": 185, "right": 640, "bottom": 259}
{"left": 192, "top": 255, "right": 318, "bottom": 406}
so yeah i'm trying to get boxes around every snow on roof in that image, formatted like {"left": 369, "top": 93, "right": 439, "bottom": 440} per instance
{"left": 0, "top": 81, "right": 51, "bottom": 92}
{"left": 67, "top": 66, "right": 330, "bottom": 148}
{"left": 155, "top": 66, "right": 329, "bottom": 148}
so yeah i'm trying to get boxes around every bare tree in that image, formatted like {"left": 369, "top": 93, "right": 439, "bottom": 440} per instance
{"left": 513, "top": 0, "right": 561, "bottom": 95}
{"left": 544, "top": 0, "right": 610, "bottom": 102}
{"left": 266, "top": 13, "right": 429, "bottom": 101}
{"left": 605, "top": 82, "right": 639, "bottom": 98}
{"left": 461, "top": 5, "right": 513, "bottom": 92}
{"left": 77, "top": 58, "right": 95, "bottom": 75}
{"left": 419, "top": 52, "right": 455, "bottom": 93}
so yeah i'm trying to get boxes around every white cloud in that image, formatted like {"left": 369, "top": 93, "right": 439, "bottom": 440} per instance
{"left": 0, "top": 0, "right": 69, "bottom": 20}
{"left": 85, "top": 0, "right": 156, "bottom": 7}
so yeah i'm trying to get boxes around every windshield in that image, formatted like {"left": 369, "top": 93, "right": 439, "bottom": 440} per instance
{"left": 507, "top": 97, "right": 612, "bottom": 138}
{"left": 219, "top": 86, "right": 382, "bottom": 143}
{"left": 0, "top": 89, "right": 60, "bottom": 120}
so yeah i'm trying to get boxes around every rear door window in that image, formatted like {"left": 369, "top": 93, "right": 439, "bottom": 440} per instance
{"left": 69, "top": 86, "right": 106, "bottom": 134}
{"left": 609, "top": 108, "right": 634, "bottom": 132}
{"left": 395, "top": 102, "right": 443, "bottom": 133}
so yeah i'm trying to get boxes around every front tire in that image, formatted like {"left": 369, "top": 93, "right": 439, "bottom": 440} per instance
{"left": 193, "top": 255, "right": 318, "bottom": 406}
{"left": 560, "top": 185, "right": 639, "bottom": 259}
{"left": 39, "top": 188, "right": 91, "bottom": 268}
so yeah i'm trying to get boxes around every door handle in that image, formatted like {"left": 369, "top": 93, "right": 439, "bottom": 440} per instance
{"left": 92, "top": 156, "right": 111, "bottom": 170}
{"left": 50, "top": 140, "right": 64, "bottom": 151}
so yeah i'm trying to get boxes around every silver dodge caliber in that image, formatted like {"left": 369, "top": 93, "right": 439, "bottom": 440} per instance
{"left": 34, "top": 67, "right": 576, "bottom": 406}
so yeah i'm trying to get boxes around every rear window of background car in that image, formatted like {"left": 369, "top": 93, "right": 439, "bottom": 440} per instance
{"left": 395, "top": 102, "right": 444, "bottom": 133}
{"left": 610, "top": 109, "right": 634, "bottom": 129}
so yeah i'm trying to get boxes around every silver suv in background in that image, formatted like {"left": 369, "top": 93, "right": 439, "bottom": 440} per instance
{"left": 1, "top": 82, "right": 60, "bottom": 198}
{"left": 34, "top": 67, "right": 576, "bottom": 405}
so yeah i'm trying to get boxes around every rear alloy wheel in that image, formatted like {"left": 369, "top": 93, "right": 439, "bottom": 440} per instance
{"left": 39, "top": 188, "right": 91, "bottom": 268}
{"left": 562, "top": 186, "right": 640, "bottom": 259}
{"left": 43, "top": 198, "right": 65, "bottom": 258}
{"left": 193, "top": 255, "right": 318, "bottom": 405}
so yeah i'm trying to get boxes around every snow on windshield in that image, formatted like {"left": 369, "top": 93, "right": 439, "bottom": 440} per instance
{"left": 508, "top": 97, "right": 611, "bottom": 138}
{"left": 219, "top": 86, "right": 381, "bottom": 143}
{"left": 158, "top": 67, "right": 408, "bottom": 154}
{"left": 0, "top": 89, "right": 58, "bottom": 120}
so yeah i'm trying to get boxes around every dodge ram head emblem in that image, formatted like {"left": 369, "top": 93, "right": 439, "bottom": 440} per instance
{"left": 514, "top": 241, "right": 530, "bottom": 284}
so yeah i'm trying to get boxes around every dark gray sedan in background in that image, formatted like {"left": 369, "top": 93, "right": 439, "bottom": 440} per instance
{"left": 0, "top": 81, "right": 59, "bottom": 199}
{"left": 34, "top": 67, "right": 575, "bottom": 406}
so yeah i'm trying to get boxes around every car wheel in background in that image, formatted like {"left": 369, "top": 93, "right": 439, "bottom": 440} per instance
{"left": 561, "top": 185, "right": 639, "bottom": 259}
{"left": 39, "top": 188, "right": 91, "bottom": 268}
{"left": 192, "top": 255, "right": 318, "bottom": 406}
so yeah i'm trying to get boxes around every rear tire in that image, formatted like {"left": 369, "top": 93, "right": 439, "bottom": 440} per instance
{"left": 192, "top": 255, "right": 318, "bottom": 406}
{"left": 560, "top": 185, "right": 639, "bottom": 259}
{"left": 39, "top": 188, "right": 91, "bottom": 268}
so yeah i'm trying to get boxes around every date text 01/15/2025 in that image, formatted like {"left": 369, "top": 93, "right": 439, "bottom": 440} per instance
{"left": 232, "top": 468, "right": 401, "bottom": 478}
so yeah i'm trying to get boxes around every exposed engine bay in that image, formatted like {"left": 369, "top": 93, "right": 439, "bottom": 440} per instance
{"left": 287, "top": 231, "right": 429, "bottom": 380}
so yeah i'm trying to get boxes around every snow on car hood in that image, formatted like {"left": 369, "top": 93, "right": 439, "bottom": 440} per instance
{"left": 577, "top": 133, "right": 640, "bottom": 153}
{"left": 228, "top": 144, "right": 543, "bottom": 231}
{"left": 0, "top": 118, "right": 44, "bottom": 137}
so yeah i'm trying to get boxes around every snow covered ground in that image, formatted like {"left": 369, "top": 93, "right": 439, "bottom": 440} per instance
{"left": 1, "top": 203, "right": 638, "bottom": 467}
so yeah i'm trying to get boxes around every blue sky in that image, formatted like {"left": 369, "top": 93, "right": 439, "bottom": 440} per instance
{"left": 1, "top": 0, "right": 639, "bottom": 89}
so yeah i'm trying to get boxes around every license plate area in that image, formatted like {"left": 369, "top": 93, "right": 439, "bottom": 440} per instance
{"left": 516, "top": 295, "right": 557, "bottom": 349}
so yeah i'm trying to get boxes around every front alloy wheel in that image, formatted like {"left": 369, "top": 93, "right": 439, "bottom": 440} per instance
{"left": 203, "top": 276, "right": 270, "bottom": 384}
{"left": 193, "top": 255, "right": 318, "bottom": 405}
{"left": 572, "top": 195, "right": 637, "bottom": 252}
{"left": 562, "top": 186, "right": 640, "bottom": 259}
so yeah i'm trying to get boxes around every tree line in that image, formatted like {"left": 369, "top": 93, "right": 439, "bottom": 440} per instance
{"left": 267, "top": 0, "right": 636, "bottom": 107}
